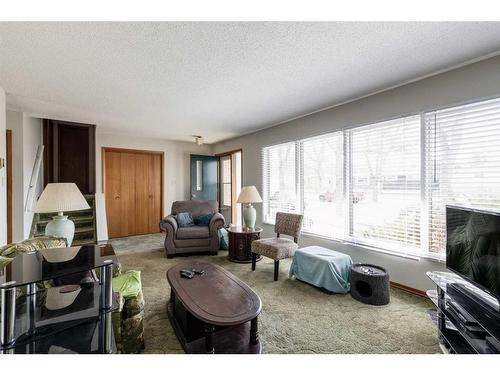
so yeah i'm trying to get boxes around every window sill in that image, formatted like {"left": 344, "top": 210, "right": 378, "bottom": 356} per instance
{"left": 420, "top": 252, "right": 446, "bottom": 264}
{"left": 339, "top": 239, "right": 421, "bottom": 261}
{"left": 263, "top": 222, "right": 446, "bottom": 263}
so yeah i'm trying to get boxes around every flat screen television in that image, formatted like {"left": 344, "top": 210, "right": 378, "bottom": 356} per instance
{"left": 446, "top": 205, "right": 500, "bottom": 300}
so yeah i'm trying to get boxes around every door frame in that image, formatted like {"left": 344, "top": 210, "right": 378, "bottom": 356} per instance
{"left": 6, "top": 130, "right": 12, "bottom": 243}
{"left": 101, "top": 147, "right": 165, "bottom": 233}
{"left": 215, "top": 148, "right": 243, "bottom": 224}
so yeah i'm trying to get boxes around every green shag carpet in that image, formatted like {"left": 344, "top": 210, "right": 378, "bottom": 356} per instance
{"left": 109, "top": 234, "right": 439, "bottom": 354}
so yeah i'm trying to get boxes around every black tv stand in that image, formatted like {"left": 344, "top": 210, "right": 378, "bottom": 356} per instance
{"left": 427, "top": 271, "right": 500, "bottom": 354}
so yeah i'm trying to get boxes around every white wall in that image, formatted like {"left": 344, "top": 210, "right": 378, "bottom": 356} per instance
{"left": 22, "top": 114, "right": 43, "bottom": 237}
{"left": 0, "top": 88, "right": 6, "bottom": 246}
{"left": 213, "top": 55, "right": 500, "bottom": 292}
{"left": 5, "top": 110, "right": 43, "bottom": 241}
{"left": 95, "top": 129, "right": 213, "bottom": 216}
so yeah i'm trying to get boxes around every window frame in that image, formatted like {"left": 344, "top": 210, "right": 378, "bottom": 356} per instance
{"left": 261, "top": 95, "right": 500, "bottom": 261}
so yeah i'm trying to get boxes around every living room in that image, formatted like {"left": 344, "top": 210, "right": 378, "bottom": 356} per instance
{"left": 1, "top": 1, "right": 500, "bottom": 373}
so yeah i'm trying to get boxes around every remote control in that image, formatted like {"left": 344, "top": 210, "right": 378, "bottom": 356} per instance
{"left": 180, "top": 269, "right": 194, "bottom": 279}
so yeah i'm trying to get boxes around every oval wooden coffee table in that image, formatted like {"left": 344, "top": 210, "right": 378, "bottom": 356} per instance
{"left": 166, "top": 262, "right": 262, "bottom": 354}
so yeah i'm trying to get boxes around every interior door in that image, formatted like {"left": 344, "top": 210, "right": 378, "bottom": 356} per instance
{"left": 120, "top": 152, "right": 137, "bottom": 236}
{"left": 104, "top": 150, "right": 123, "bottom": 238}
{"left": 134, "top": 153, "right": 150, "bottom": 235}
{"left": 190, "top": 155, "right": 218, "bottom": 201}
{"left": 103, "top": 148, "right": 163, "bottom": 238}
{"left": 148, "top": 154, "right": 163, "bottom": 233}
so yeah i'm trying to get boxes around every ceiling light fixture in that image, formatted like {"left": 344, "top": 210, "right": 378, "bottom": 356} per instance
{"left": 193, "top": 135, "right": 204, "bottom": 146}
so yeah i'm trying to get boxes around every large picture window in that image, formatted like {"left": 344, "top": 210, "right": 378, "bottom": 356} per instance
{"left": 350, "top": 116, "right": 421, "bottom": 253}
{"left": 425, "top": 97, "right": 500, "bottom": 254}
{"left": 262, "top": 142, "right": 299, "bottom": 224}
{"left": 262, "top": 96, "right": 500, "bottom": 258}
{"left": 302, "top": 133, "right": 344, "bottom": 237}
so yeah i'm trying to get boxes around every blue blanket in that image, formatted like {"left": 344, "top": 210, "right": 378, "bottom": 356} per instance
{"left": 289, "top": 246, "right": 353, "bottom": 293}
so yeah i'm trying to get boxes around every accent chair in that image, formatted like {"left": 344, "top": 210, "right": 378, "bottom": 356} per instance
{"left": 251, "top": 212, "right": 303, "bottom": 281}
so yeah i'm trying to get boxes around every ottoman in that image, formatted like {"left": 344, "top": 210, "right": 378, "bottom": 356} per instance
{"left": 350, "top": 264, "right": 390, "bottom": 305}
{"left": 289, "top": 246, "right": 353, "bottom": 293}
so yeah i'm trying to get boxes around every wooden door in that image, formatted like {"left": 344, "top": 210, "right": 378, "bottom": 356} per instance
{"left": 103, "top": 148, "right": 163, "bottom": 238}
{"left": 104, "top": 151, "right": 123, "bottom": 238}
{"left": 134, "top": 152, "right": 150, "bottom": 235}
{"left": 148, "top": 154, "right": 162, "bottom": 233}
{"left": 120, "top": 152, "right": 137, "bottom": 236}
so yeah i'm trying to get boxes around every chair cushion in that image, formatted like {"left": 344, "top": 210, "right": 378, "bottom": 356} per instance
{"left": 194, "top": 213, "right": 213, "bottom": 225}
{"left": 176, "top": 212, "right": 194, "bottom": 227}
{"left": 176, "top": 226, "right": 210, "bottom": 239}
{"left": 251, "top": 238, "right": 298, "bottom": 260}
{"left": 218, "top": 228, "right": 229, "bottom": 250}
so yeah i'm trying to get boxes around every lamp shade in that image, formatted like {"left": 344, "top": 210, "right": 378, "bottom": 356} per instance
{"left": 34, "top": 183, "right": 90, "bottom": 213}
{"left": 237, "top": 186, "right": 262, "bottom": 204}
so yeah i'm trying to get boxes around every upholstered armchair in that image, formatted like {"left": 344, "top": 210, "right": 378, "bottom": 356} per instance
{"left": 159, "top": 200, "right": 225, "bottom": 258}
{"left": 251, "top": 212, "right": 303, "bottom": 281}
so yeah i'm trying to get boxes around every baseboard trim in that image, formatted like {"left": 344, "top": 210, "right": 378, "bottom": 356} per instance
{"left": 390, "top": 281, "right": 427, "bottom": 298}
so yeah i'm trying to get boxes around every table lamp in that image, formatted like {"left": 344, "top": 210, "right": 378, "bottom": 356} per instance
{"left": 237, "top": 186, "right": 262, "bottom": 230}
{"left": 34, "top": 183, "right": 90, "bottom": 246}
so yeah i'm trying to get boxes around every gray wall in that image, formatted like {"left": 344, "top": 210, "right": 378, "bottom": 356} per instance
{"left": 212, "top": 55, "right": 500, "bottom": 292}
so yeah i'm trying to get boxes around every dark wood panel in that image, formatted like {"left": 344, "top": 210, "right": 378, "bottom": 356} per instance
{"left": 43, "top": 119, "right": 96, "bottom": 194}
{"left": 58, "top": 124, "right": 90, "bottom": 192}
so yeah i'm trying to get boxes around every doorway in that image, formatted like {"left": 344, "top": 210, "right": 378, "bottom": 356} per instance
{"left": 216, "top": 150, "right": 242, "bottom": 225}
{"left": 102, "top": 147, "right": 163, "bottom": 238}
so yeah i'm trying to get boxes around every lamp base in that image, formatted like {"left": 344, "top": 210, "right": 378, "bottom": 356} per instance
{"left": 45, "top": 214, "right": 75, "bottom": 246}
{"left": 243, "top": 204, "right": 256, "bottom": 230}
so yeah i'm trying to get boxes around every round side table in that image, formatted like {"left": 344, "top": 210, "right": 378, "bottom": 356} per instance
{"left": 227, "top": 226, "right": 263, "bottom": 263}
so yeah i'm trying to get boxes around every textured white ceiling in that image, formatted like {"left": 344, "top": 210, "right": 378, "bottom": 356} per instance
{"left": 1, "top": 22, "right": 500, "bottom": 143}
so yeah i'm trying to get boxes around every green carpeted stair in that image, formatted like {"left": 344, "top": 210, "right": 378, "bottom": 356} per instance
{"left": 29, "top": 194, "right": 97, "bottom": 245}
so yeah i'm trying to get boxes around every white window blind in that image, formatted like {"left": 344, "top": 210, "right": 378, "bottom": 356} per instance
{"left": 425, "top": 97, "right": 500, "bottom": 254}
{"left": 350, "top": 115, "right": 421, "bottom": 252}
{"left": 262, "top": 142, "right": 299, "bottom": 224}
{"left": 301, "top": 132, "right": 345, "bottom": 237}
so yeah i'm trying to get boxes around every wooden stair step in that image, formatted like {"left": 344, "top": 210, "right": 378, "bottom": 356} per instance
{"left": 37, "top": 215, "right": 94, "bottom": 226}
